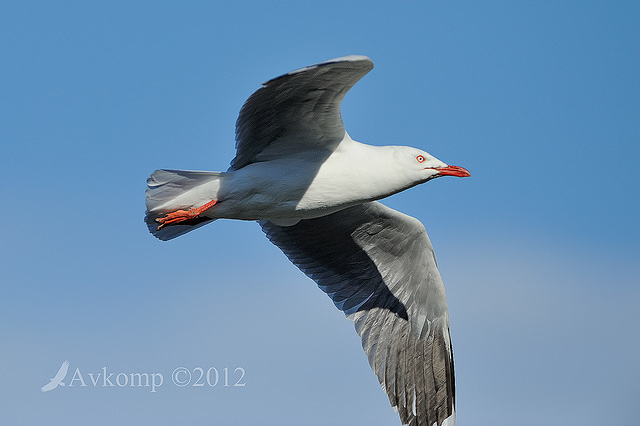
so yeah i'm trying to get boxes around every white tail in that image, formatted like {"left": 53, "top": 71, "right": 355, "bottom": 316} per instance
{"left": 145, "top": 169, "right": 223, "bottom": 241}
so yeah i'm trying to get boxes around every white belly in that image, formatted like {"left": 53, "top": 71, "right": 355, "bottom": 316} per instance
{"left": 205, "top": 141, "right": 407, "bottom": 223}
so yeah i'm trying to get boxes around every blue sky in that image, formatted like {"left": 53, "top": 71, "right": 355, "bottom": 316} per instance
{"left": 1, "top": 1, "right": 638, "bottom": 425}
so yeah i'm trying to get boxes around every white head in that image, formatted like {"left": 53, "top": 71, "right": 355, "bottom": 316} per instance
{"left": 393, "top": 146, "right": 470, "bottom": 186}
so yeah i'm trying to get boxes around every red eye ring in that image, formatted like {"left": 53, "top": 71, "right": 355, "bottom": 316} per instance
{"left": 416, "top": 155, "right": 426, "bottom": 163}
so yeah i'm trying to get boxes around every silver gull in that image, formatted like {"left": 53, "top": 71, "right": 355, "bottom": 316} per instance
{"left": 145, "top": 55, "right": 469, "bottom": 426}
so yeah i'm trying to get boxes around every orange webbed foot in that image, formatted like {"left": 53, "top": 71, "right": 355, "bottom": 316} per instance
{"left": 155, "top": 200, "right": 217, "bottom": 230}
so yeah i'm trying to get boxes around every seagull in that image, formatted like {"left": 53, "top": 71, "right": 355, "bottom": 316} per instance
{"left": 145, "top": 55, "right": 469, "bottom": 426}
{"left": 41, "top": 360, "right": 69, "bottom": 392}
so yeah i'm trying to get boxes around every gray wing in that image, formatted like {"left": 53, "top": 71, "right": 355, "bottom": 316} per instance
{"left": 261, "top": 202, "right": 455, "bottom": 426}
{"left": 231, "top": 55, "right": 374, "bottom": 170}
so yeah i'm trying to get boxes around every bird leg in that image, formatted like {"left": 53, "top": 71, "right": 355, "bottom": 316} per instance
{"left": 155, "top": 200, "right": 217, "bottom": 230}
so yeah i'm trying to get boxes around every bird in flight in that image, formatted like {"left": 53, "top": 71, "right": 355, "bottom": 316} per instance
{"left": 145, "top": 55, "right": 469, "bottom": 426}
{"left": 41, "top": 360, "right": 69, "bottom": 392}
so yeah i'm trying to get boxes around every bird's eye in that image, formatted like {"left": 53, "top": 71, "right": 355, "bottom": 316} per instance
{"left": 416, "top": 155, "right": 426, "bottom": 163}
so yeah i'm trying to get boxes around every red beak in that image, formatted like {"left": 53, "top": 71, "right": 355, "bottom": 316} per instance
{"left": 431, "top": 165, "right": 471, "bottom": 178}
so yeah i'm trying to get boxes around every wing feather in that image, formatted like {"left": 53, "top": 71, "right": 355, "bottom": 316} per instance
{"left": 231, "top": 56, "right": 373, "bottom": 170}
{"left": 261, "top": 201, "right": 455, "bottom": 426}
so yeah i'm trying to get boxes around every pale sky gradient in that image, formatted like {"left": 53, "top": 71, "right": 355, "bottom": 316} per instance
{"left": 1, "top": 1, "right": 638, "bottom": 425}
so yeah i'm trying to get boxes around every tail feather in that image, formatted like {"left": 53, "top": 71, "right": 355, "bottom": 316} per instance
{"left": 145, "top": 169, "right": 222, "bottom": 241}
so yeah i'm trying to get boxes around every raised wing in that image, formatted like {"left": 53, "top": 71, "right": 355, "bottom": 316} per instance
{"left": 231, "top": 55, "right": 374, "bottom": 170}
{"left": 261, "top": 202, "right": 455, "bottom": 426}
{"left": 53, "top": 360, "right": 69, "bottom": 381}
